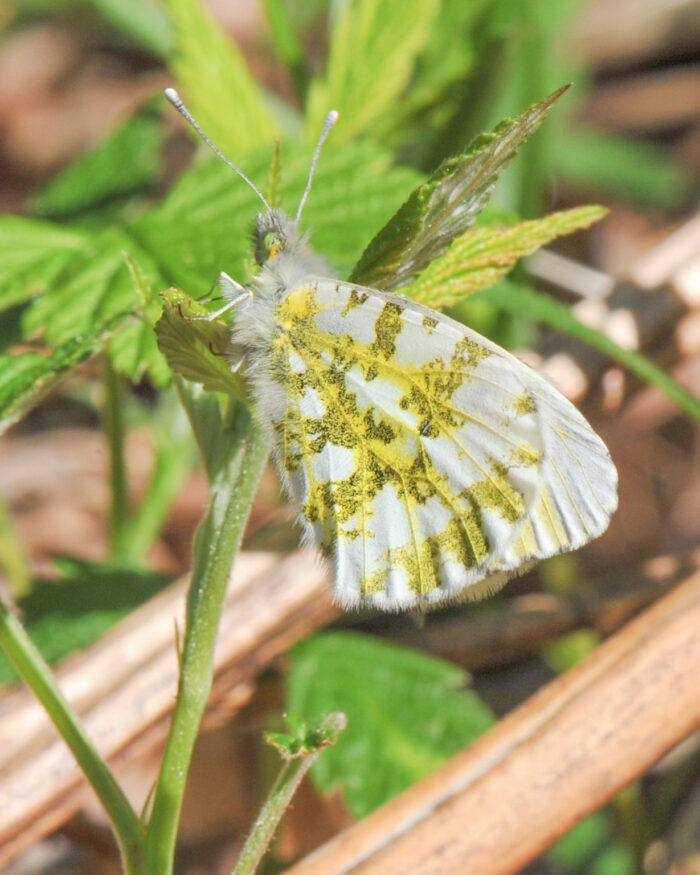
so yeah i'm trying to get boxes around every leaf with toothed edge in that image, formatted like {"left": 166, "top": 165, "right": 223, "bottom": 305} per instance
{"left": 402, "top": 204, "right": 607, "bottom": 309}
{"left": 287, "top": 631, "right": 495, "bottom": 817}
{"left": 0, "top": 323, "right": 121, "bottom": 436}
{"left": 349, "top": 85, "right": 572, "bottom": 292}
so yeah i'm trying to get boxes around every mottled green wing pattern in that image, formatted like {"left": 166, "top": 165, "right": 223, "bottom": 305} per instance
{"left": 349, "top": 85, "right": 570, "bottom": 293}
{"left": 265, "top": 277, "right": 616, "bottom": 609}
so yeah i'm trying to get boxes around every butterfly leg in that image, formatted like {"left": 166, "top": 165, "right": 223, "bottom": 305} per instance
{"left": 192, "top": 273, "right": 253, "bottom": 322}
{"left": 230, "top": 354, "right": 246, "bottom": 373}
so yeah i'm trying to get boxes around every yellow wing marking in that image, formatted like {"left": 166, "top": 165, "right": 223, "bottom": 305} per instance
{"left": 283, "top": 342, "right": 488, "bottom": 592}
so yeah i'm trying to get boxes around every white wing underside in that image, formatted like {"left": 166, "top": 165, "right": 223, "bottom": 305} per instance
{"left": 256, "top": 277, "right": 618, "bottom": 610}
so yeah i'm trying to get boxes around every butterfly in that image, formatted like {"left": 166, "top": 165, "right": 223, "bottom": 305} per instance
{"left": 165, "top": 87, "right": 618, "bottom": 611}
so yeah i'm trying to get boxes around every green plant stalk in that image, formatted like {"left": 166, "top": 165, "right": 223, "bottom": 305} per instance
{"left": 0, "top": 597, "right": 144, "bottom": 872}
{"left": 121, "top": 436, "right": 191, "bottom": 562}
{"left": 230, "top": 762, "right": 315, "bottom": 875}
{"left": 232, "top": 715, "right": 346, "bottom": 875}
{"left": 0, "top": 492, "right": 32, "bottom": 597}
{"left": 144, "top": 402, "right": 269, "bottom": 873}
{"left": 511, "top": 29, "right": 550, "bottom": 220}
{"left": 103, "top": 356, "right": 130, "bottom": 558}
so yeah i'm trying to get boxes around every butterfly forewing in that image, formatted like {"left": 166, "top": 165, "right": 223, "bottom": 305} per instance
{"left": 264, "top": 278, "right": 616, "bottom": 609}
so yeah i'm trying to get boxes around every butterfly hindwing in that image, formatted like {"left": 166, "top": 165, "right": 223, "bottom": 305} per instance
{"left": 263, "top": 277, "right": 617, "bottom": 609}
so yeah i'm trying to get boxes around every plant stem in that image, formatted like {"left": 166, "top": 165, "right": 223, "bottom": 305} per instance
{"left": 144, "top": 402, "right": 269, "bottom": 873}
{"left": 122, "top": 441, "right": 190, "bottom": 561}
{"left": 232, "top": 714, "right": 347, "bottom": 875}
{"left": 0, "top": 598, "right": 144, "bottom": 873}
{"left": 103, "top": 357, "right": 130, "bottom": 558}
{"left": 0, "top": 491, "right": 32, "bottom": 597}
{"left": 120, "top": 400, "right": 193, "bottom": 562}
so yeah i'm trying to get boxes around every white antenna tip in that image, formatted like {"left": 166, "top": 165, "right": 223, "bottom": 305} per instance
{"left": 164, "top": 87, "right": 181, "bottom": 106}
{"left": 328, "top": 110, "right": 339, "bottom": 124}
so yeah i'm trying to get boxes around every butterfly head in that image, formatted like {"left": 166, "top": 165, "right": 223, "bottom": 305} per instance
{"left": 253, "top": 209, "right": 300, "bottom": 266}
{"left": 164, "top": 89, "right": 338, "bottom": 280}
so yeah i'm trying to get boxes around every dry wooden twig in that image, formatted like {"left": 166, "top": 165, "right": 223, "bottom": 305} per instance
{"left": 284, "top": 570, "right": 700, "bottom": 875}
{"left": 0, "top": 549, "right": 335, "bottom": 869}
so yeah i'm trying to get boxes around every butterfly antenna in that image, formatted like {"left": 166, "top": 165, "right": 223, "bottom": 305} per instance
{"left": 165, "top": 88, "right": 271, "bottom": 211}
{"left": 295, "top": 109, "right": 339, "bottom": 223}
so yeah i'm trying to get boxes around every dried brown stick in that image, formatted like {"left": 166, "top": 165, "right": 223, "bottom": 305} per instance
{"left": 284, "top": 570, "right": 700, "bottom": 875}
{"left": 0, "top": 549, "right": 335, "bottom": 869}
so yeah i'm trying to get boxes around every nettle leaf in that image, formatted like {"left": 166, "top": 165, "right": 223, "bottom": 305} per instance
{"left": 130, "top": 139, "right": 421, "bottom": 294}
{"left": 161, "top": 0, "right": 276, "bottom": 156}
{"left": 155, "top": 288, "right": 247, "bottom": 400}
{"left": 0, "top": 217, "right": 92, "bottom": 311}
{"left": 403, "top": 205, "right": 607, "bottom": 308}
{"left": 266, "top": 713, "right": 346, "bottom": 759}
{"left": 108, "top": 319, "right": 170, "bottom": 388}
{"left": 0, "top": 324, "right": 117, "bottom": 435}
{"left": 287, "top": 631, "right": 495, "bottom": 818}
{"left": 350, "top": 84, "right": 571, "bottom": 291}
{"left": 111, "top": 253, "right": 171, "bottom": 387}
{"left": 21, "top": 228, "right": 167, "bottom": 384}
{"left": 20, "top": 228, "right": 159, "bottom": 343}
{"left": 379, "top": 0, "right": 489, "bottom": 140}
{"left": 307, "top": 0, "right": 440, "bottom": 143}
{"left": 31, "top": 111, "right": 165, "bottom": 219}
{"left": 85, "top": 0, "right": 173, "bottom": 57}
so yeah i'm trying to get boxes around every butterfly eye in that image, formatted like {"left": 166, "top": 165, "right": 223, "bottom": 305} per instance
{"left": 263, "top": 232, "right": 282, "bottom": 259}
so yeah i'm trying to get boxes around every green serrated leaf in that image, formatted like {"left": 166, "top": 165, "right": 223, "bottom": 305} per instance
{"left": 31, "top": 111, "right": 165, "bottom": 219}
{"left": 0, "top": 219, "right": 169, "bottom": 387}
{"left": 479, "top": 280, "right": 700, "bottom": 425}
{"left": 306, "top": 0, "right": 440, "bottom": 143}
{"left": 403, "top": 205, "right": 606, "bottom": 308}
{"left": 11, "top": 223, "right": 169, "bottom": 385}
{"left": 350, "top": 84, "right": 571, "bottom": 291}
{"left": 108, "top": 320, "right": 171, "bottom": 388}
{"left": 287, "top": 631, "right": 495, "bottom": 818}
{"left": 553, "top": 127, "right": 691, "bottom": 208}
{"left": 0, "top": 325, "right": 116, "bottom": 435}
{"left": 22, "top": 227, "right": 164, "bottom": 369}
{"left": 161, "top": 0, "right": 276, "bottom": 156}
{"left": 261, "top": 0, "right": 308, "bottom": 98}
{"left": 265, "top": 713, "right": 343, "bottom": 758}
{"left": 0, "top": 217, "right": 92, "bottom": 311}
{"left": 112, "top": 253, "right": 170, "bottom": 387}
{"left": 0, "top": 560, "right": 172, "bottom": 685}
{"left": 85, "top": 0, "right": 173, "bottom": 57}
{"left": 379, "top": 0, "right": 490, "bottom": 141}
{"left": 155, "top": 288, "right": 247, "bottom": 400}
